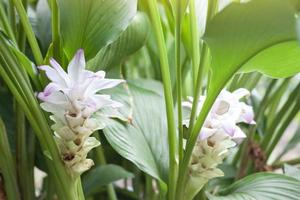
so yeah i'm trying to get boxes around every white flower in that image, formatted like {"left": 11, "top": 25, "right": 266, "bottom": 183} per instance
{"left": 182, "top": 88, "right": 255, "bottom": 199}
{"left": 183, "top": 88, "right": 255, "bottom": 142}
{"left": 38, "top": 49, "right": 124, "bottom": 174}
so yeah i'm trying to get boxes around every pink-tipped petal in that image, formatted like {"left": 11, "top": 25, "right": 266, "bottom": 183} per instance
{"left": 221, "top": 120, "right": 236, "bottom": 137}
{"left": 240, "top": 103, "right": 255, "bottom": 124}
{"left": 67, "top": 49, "right": 85, "bottom": 81}
{"left": 38, "top": 83, "right": 57, "bottom": 101}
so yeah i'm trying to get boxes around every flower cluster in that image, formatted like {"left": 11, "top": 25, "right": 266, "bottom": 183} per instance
{"left": 38, "top": 49, "right": 124, "bottom": 174}
{"left": 182, "top": 89, "right": 255, "bottom": 198}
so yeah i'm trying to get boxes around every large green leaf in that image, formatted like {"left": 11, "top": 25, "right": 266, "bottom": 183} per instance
{"left": 103, "top": 81, "right": 169, "bottom": 189}
{"left": 241, "top": 41, "right": 300, "bottom": 78}
{"left": 88, "top": 12, "right": 150, "bottom": 71}
{"left": 203, "top": 0, "right": 300, "bottom": 93}
{"left": 207, "top": 173, "right": 300, "bottom": 200}
{"left": 83, "top": 164, "right": 134, "bottom": 196}
{"left": 58, "top": 0, "right": 137, "bottom": 60}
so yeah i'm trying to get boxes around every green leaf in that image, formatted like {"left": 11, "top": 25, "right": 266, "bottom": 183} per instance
{"left": 207, "top": 173, "right": 300, "bottom": 200}
{"left": 88, "top": 12, "right": 150, "bottom": 71}
{"left": 83, "top": 164, "right": 134, "bottom": 196}
{"left": 284, "top": 164, "right": 300, "bottom": 181}
{"left": 57, "top": 0, "right": 137, "bottom": 60}
{"left": 241, "top": 41, "right": 300, "bottom": 78}
{"left": 103, "top": 81, "right": 169, "bottom": 189}
{"left": 203, "top": 0, "right": 299, "bottom": 93}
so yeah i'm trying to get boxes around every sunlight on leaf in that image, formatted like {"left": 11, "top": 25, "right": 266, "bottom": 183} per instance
{"left": 88, "top": 12, "right": 150, "bottom": 71}
{"left": 204, "top": 0, "right": 300, "bottom": 94}
{"left": 58, "top": 0, "right": 137, "bottom": 60}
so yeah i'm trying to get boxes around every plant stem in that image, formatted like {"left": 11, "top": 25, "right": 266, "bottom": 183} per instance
{"left": 175, "top": 0, "right": 184, "bottom": 163}
{"left": 147, "top": 0, "right": 177, "bottom": 199}
{"left": 0, "top": 39, "right": 77, "bottom": 199}
{"left": 17, "top": 0, "right": 27, "bottom": 52}
{"left": 189, "top": 0, "right": 200, "bottom": 88}
{"left": 265, "top": 93, "right": 300, "bottom": 157}
{"left": 176, "top": 86, "right": 220, "bottom": 200}
{"left": 0, "top": 118, "right": 21, "bottom": 200}
{"left": 176, "top": 1, "right": 219, "bottom": 198}
{"left": 94, "top": 134, "right": 118, "bottom": 200}
{"left": 273, "top": 157, "right": 300, "bottom": 169}
{"left": 236, "top": 79, "right": 277, "bottom": 177}
{"left": 0, "top": 2, "right": 17, "bottom": 44}
{"left": 15, "top": 103, "right": 34, "bottom": 200}
{"left": 11, "top": 0, "right": 43, "bottom": 65}
{"left": 186, "top": 44, "right": 208, "bottom": 140}
{"left": 8, "top": 0, "right": 17, "bottom": 36}
{"left": 50, "top": 0, "right": 62, "bottom": 61}
{"left": 261, "top": 83, "right": 300, "bottom": 148}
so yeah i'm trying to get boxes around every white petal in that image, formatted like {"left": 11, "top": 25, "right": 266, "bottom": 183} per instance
{"left": 86, "top": 79, "right": 125, "bottom": 95}
{"left": 38, "top": 83, "right": 58, "bottom": 101}
{"left": 67, "top": 49, "right": 85, "bottom": 82}
{"left": 40, "top": 91, "right": 67, "bottom": 104}
{"left": 92, "top": 94, "right": 123, "bottom": 109}
{"left": 233, "top": 88, "right": 250, "bottom": 100}
{"left": 50, "top": 58, "right": 71, "bottom": 86}
{"left": 199, "top": 127, "right": 216, "bottom": 140}
{"left": 232, "top": 126, "right": 247, "bottom": 144}
{"left": 220, "top": 120, "right": 237, "bottom": 137}
{"left": 40, "top": 102, "right": 65, "bottom": 119}
{"left": 38, "top": 65, "right": 67, "bottom": 86}
{"left": 239, "top": 102, "right": 256, "bottom": 124}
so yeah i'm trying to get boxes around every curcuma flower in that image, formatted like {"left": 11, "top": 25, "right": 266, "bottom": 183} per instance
{"left": 38, "top": 49, "right": 124, "bottom": 174}
{"left": 182, "top": 88, "right": 255, "bottom": 199}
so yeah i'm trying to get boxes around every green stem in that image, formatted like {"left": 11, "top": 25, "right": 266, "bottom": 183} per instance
{"left": 176, "top": 1, "right": 219, "bottom": 198}
{"left": 261, "top": 83, "right": 300, "bottom": 148}
{"left": 266, "top": 78, "right": 291, "bottom": 129}
{"left": 17, "top": 0, "right": 27, "bottom": 52}
{"left": 15, "top": 103, "right": 34, "bottom": 200}
{"left": 8, "top": 0, "right": 17, "bottom": 36}
{"left": 94, "top": 134, "right": 118, "bottom": 200}
{"left": 0, "top": 118, "right": 21, "bottom": 200}
{"left": 176, "top": 87, "right": 220, "bottom": 200}
{"left": 189, "top": 0, "right": 200, "bottom": 87}
{"left": 0, "top": 40, "right": 76, "bottom": 199}
{"left": 186, "top": 44, "right": 208, "bottom": 140}
{"left": 147, "top": 0, "right": 177, "bottom": 199}
{"left": 145, "top": 175, "right": 154, "bottom": 200}
{"left": 51, "top": 0, "right": 62, "bottom": 61}
{"left": 236, "top": 80, "right": 277, "bottom": 177}
{"left": 11, "top": 0, "right": 43, "bottom": 65}
{"left": 265, "top": 93, "right": 300, "bottom": 157}
{"left": 0, "top": 2, "right": 17, "bottom": 44}
{"left": 273, "top": 157, "right": 300, "bottom": 169}
{"left": 175, "top": 0, "right": 184, "bottom": 163}
{"left": 229, "top": 74, "right": 241, "bottom": 91}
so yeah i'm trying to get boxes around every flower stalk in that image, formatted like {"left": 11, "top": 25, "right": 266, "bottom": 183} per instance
{"left": 146, "top": 0, "right": 178, "bottom": 199}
